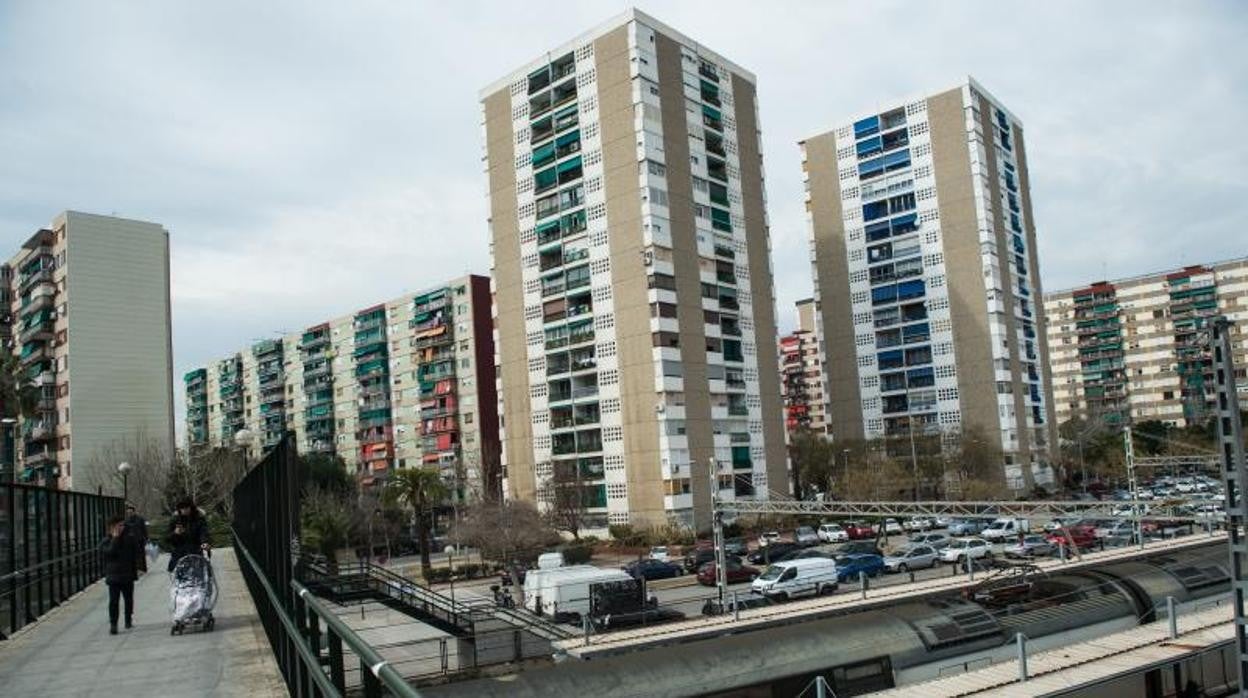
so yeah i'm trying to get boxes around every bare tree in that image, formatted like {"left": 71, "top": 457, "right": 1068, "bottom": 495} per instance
{"left": 540, "top": 463, "right": 586, "bottom": 540}
{"left": 83, "top": 428, "right": 174, "bottom": 516}
{"left": 452, "top": 499, "right": 559, "bottom": 601}
{"left": 167, "top": 446, "right": 249, "bottom": 519}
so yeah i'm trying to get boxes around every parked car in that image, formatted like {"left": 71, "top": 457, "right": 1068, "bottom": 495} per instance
{"left": 792, "top": 549, "right": 834, "bottom": 560}
{"left": 748, "top": 542, "right": 800, "bottom": 565}
{"left": 981, "top": 518, "right": 1030, "bottom": 542}
{"left": 1004, "top": 535, "right": 1055, "bottom": 559}
{"left": 878, "top": 519, "right": 903, "bottom": 536}
{"left": 724, "top": 537, "right": 749, "bottom": 556}
{"left": 696, "top": 556, "right": 759, "bottom": 586}
{"left": 882, "top": 545, "right": 939, "bottom": 573}
{"left": 1046, "top": 527, "right": 1098, "bottom": 551}
{"left": 834, "top": 554, "right": 885, "bottom": 582}
{"left": 623, "top": 558, "right": 683, "bottom": 581}
{"left": 818, "top": 523, "right": 848, "bottom": 543}
{"left": 902, "top": 518, "right": 933, "bottom": 532}
{"left": 701, "top": 593, "right": 776, "bottom": 616}
{"left": 939, "top": 537, "right": 992, "bottom": 564}
{"left": 932, "top": 517, "right": 951, "bottom": 529}
{"left": 908, "top": 532, "right": 951, "bottom": 550}
{"left": 648, "top": 546, "right": 671, "bottom": 562}
{"left": 1095, "top": 521, "right": 1136, "bottom": 541}
{"left": 751, "top": 558, "right": 840, "bottom": 600}
{"left": 947, "top": 519, "right": 984, "bottom": 536}
{"left": 1043, "top": 518, "right": 1068, "bottom": 532}
{"left": 831, "top": 541, "right": 884, "bottom": 557}
{"left": 683, "top": 546, "right": 718, "bottom": 573}
{"left": 843, "top": 521, "right": 876, "bottom": 540}
{"left": 537, "top": 551, "right": 565, "bottom": 569}
{"left": 794, "top": 526, "right": 820, "bottom": 547}
{"left": 758, "top": 531, "right": 781, "bottom": 546}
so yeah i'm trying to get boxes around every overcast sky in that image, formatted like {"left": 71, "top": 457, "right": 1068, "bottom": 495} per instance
{"left": 2, "top": 1, "right": 1245, "bottom": 436}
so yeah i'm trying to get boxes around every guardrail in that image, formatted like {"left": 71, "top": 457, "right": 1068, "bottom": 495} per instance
{"left": 234, "top": 530, "right": 421, "bottom": 697}
{"left": 1, "top": 483, "right": 123, "bottom": 639}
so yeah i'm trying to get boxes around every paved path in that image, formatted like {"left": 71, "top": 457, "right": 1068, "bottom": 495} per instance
{"left": 0, "top": 549, "right": 286, "bottom": 697}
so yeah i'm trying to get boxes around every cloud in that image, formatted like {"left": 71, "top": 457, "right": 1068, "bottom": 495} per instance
{"left": 2, "top": 1, "right": 1246, "bottom": 440}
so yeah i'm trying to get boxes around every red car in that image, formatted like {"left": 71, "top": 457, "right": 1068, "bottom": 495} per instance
{"left": 696, "top": 557, "right": 759, "bottom": 586}
{"left": 843, "top": 521, "right": 876, "bottom": 540}
{"left": 1046, "top": 526, "right": 1096, "bottom": 551}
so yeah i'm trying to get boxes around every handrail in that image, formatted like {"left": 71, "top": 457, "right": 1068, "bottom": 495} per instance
{"left": 232, "top": 531, "right": 341, "bottom": 697}
{"left": 0, "top": 547, "right": 98, "bottom": 586}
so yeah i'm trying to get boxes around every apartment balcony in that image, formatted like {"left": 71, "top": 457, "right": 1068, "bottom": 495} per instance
{"left": 412, "top": 295, "right": 450, "bottom": 316}
{"left": 18, "top": 267, "right": 54, "bottom": 294}
{"left": 300, "top": 333, "right": 330, "bottom": 352}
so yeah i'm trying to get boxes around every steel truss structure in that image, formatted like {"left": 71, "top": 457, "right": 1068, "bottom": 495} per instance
{"left": 719, "top": 498, "right": 1203, "bottom": 522}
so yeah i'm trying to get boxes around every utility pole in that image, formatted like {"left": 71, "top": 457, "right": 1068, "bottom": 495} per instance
{"left": 1210, "top": 318, "right": 1247, "bottom": 688}
{"left": 708, "top": 457, "right": 728, "bottom": 608}
{"left": 1123, "top": 426, "right": 1142, "bottom": 548}
{"left": 908, "top": 418, "right": 920, "bottom": 501}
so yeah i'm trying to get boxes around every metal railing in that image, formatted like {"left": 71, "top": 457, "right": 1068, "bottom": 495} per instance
{"left": 0, "top": 483, "right": 123, "bottom": 639}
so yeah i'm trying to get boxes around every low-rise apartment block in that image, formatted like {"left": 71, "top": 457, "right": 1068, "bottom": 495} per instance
{"left": 185, "top": 275, "right": 500, "bottom": 498}
{"left": 1045, "top": 258, "right": 1248, "bottom": 428}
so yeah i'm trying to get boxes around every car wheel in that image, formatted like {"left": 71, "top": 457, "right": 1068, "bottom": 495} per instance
{"left": 819, "top": 583, "right": 835, "bottom": 596}
{"left": 898, "top": 563, "right": 909, "bottom": 573}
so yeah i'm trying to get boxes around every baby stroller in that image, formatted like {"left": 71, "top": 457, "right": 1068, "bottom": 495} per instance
{"left": 169, "top": 553, "right": 218, "bottom": 635}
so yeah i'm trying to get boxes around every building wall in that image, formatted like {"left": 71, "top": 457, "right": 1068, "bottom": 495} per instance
{"left": 481, "top": 9, "right": 782, "bottom": 530}
{"left": 1045, "top": 257, "right": 1248, "bottom": 428}
{"left": 186, "top": 275, "right": 499, "bottom": 497}
{"left": 6, "top": 211, "right": 174, "bottom": 492}
{"left": 804, "top": 79, "right": 1056, "bottom": 491}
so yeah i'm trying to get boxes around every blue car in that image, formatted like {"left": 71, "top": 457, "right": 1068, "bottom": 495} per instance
{"left": 623, "top": 558, "right": 683, "bottom": 581}
{"left": 835, "top": 554, "right": 885, "bottom": 582}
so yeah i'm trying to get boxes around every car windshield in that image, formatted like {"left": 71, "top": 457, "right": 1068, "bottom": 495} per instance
{"left": 949, "top": 540, "right": 967, "bottom": 549}
{"left": 893, "top": 547, "right": 916, "bottom": 557}
{"left": 759, "top": 565, "right": 784, "bottom": 580}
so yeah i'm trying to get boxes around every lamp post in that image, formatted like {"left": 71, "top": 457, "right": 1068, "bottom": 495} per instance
{"left": 1, "top": 417, "right": 16, "bottom": 483}
{"left": 840, "top": 449, "right": 850, "bottom": 498}
{"left": 117, "top": 461, "right": 132, "bottom": 502}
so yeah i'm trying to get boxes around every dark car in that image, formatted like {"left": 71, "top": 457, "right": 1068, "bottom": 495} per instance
{"left": 835, "top": 554, "right": 885, "bottom": 582}
{"left": 724, "top": 537, "right": 749, "bottom": 556}
{"left": 701, "top": 593, "right": 776, "bottom": 616}
{"left": 696, "top": 556, "right": 759, "bottom": 586}
{"left": 792, "top": 549, "right": 834, "bottom": 560}
{"left": 831, "top": 541, "right": 884, "bottom": 557}
{"left": 683, "top": 546, "right": 718, "bottom": 573}
{"left": 623, "top": 558, "right": 683, "bottom": 581}
{"left": 747, "top": 542, "right": 800, "bottom": 565}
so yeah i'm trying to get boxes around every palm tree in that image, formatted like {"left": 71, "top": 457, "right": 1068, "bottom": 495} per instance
{"left": 385, "top": 468, "right": 448, "bottom": 581}
{"left": 0, "top": 354, "right": 39, "bottom": 482}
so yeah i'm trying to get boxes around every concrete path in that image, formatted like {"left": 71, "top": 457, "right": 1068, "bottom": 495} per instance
{"left": 0, "top": 549, "right": 286, "bottom": 697}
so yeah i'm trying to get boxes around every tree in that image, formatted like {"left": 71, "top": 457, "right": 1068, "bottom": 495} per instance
{"left": 384, "top": 467, "right": 449, "bottom": 581}
{"left": 166, "top": 446, "right": 248, "bottom": 519}
{"left": 301, "top": 486, "right": 356, "bottom": 572}
{"left": 1133, "top": 420, "right": 1170, "bottom": 456}
{"left": 451, "top": 499, "right": 559, "bottom": 602}
{"left": 0, "top": 353, "right": 40, "bottom": 482}
{"left": 541, "top": 464, "right": 587, "bottom": 540}
{"left": 300, "top": 453, "right": 354, "bottom": 495}
{"left": 947, "top": 426, "right": 1008, "bottom": 500}
{"left": 788, "top": 428, "right": 836, "bottom": 499}
{"left": 83, "top": 428, "right": 174, "bottom": 516}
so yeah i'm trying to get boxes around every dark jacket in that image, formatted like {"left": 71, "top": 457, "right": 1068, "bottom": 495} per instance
{"left": 167, "top": 514, "right": 209, "bottom": 571}
{"left": 125, "top": 514, "right": 149, "bottom": 544}
{"left": 100, "top": 534, "right": 140, "bottom": 584}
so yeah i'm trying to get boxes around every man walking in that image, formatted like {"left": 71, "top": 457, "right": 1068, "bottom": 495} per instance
{"left": 124, "top": 503, "right": 149, "bottom": 575}
{"left": 101, "top": 514, "right": 140, "bottom": 634}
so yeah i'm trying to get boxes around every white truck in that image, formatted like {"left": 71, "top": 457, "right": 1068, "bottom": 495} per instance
{"left": 980, "top": 517, "right": 1031, "bottom": 541}
{"left": 527, "top": 566, "right": 635, "bottom": 623}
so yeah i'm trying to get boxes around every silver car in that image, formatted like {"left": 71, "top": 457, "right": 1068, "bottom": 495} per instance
{"left": 908, "top": 532, "right": 951, "bottom": 550}
{"left": 883, "top": 544, "right": 939, "bottom": 573}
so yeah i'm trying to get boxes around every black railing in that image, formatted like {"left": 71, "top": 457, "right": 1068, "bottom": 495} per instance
{"left": 0, "top": 483, "right": 123, "bottom": 639}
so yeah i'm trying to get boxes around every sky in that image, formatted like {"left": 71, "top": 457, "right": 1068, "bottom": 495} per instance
{"left": 1, "top": 1, "right": 1246, "bottom": 437}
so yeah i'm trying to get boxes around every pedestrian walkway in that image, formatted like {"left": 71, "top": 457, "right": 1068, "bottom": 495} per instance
{"left": 0, "top": 549, "right": 286, "bottom": 697}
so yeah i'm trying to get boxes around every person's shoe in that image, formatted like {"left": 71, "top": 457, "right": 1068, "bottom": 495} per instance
{"left": 109, "top": 625, "right": 118, "bottom": 635}
{"left": 125, "top": 618, "right": 133, "bottom": 629}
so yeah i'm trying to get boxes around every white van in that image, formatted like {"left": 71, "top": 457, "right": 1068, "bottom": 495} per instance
{"left": 534, "top": 566, "right": 634, "bottom": 622}
{"left": 981, "top": 517, "right": 1030, "bottom": 541}
{"left": 522, "top": 564, "right": 594, "bottom": 613}
{"left": 537, "top": 551, "right": 565, "bottom": 570}
{"left": 750, "top": 558, "right": 839, "bottom": 601}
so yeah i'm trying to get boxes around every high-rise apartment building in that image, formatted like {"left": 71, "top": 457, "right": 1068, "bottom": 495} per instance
{"left": 4, "top": 211, "right": 175, "bottom": 491}
{"left": 185, "top": 275, "right": 500, "bottom": 498}
{"left": 780, "top": 298, "right": 830, "bottom": 436}
{"left": 481, "top": 9, "right": 787, "bottom": 530}
{"left": 803, "top": 78, "right": 1057, "bottom": 491}
{"left": 1045, "top": 258, "right": 1248, "bottom": 428}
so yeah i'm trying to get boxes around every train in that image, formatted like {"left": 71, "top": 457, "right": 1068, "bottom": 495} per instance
{"left": 423, "top": 543, "right": 1232, "bottom": 697}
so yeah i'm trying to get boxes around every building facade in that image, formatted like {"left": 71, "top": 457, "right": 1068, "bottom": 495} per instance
{"left": 780, "top": 298, "right": 829, "bottom": 436}
{"left": 4, "top": 211, "right": 175, "bottom": 491}
{"left": 482, "top": 9, "right": 787, "bottom": 531}
{"left": 185, "top": 275, "right": 500, "bottom": 498}
{"left": 1045, "top": 258, "right": 1248, "bottom": 428}
{"left": 803, "top": 78, "right": 1057, "bottom": 491}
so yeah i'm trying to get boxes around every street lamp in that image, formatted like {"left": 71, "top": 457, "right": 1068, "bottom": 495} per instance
{"left": 840, "top": 449, "right": 851, "bottom": 498}
{"left": 117, "top": 462, "right": 132, "bottom": 502}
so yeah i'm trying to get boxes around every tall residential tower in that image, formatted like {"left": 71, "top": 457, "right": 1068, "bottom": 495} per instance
{"left": 5, "top": 211, "right": 175, "bottom": 491}
{"left": 482, "top": 9, "right": 787, "bottom": 530}
{"left": 803, "top": 78, "right": 1057, "bottom": 491}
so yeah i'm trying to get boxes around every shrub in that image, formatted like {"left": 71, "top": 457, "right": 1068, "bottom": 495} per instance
{"left": 559, "top": 543, "right": 593, "bottom": 565}
{"left": 426, "top": 567, "right": 452, "bottom": 584}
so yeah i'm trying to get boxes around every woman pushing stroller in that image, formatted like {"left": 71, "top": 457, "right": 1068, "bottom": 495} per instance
{"left": 167, "top": 498, "right": 210, "bottom": 571}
